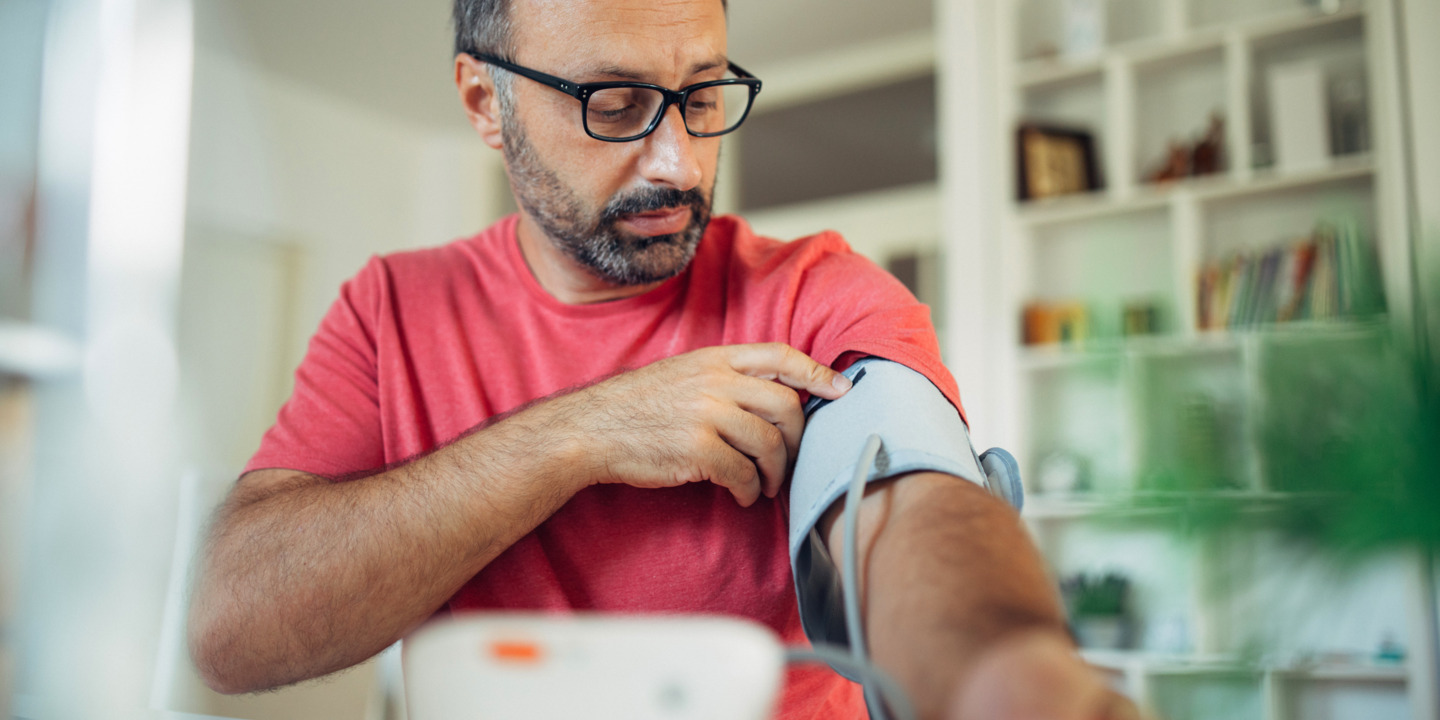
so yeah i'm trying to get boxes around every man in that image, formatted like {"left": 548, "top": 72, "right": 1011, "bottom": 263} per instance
{"left": 188, "top": 0, "right": 1134, "bottom": 718}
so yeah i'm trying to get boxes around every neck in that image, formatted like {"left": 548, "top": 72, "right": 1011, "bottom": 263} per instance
{"left": 514, "top": 213, "right": 662, "bottom": 305}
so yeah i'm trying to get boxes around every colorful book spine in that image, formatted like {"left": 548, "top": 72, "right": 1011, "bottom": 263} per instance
{"left": 1194, "top": 220, "right": 1381, "bottom": 331}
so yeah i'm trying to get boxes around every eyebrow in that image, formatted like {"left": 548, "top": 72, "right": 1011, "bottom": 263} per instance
{"left": 588, "top": 57, "right": 728, "bottom": 84}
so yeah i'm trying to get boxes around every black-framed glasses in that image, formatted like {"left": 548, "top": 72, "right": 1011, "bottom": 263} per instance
{"left": 471, "top": 52, "right": 762, "bottom": 142}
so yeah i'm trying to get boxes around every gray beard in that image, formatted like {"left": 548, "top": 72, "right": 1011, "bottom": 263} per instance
{"left": 501, "top": 119, "right": 712, "bottom": 287}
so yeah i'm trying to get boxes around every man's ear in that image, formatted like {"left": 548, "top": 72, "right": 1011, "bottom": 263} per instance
{"left": 455, "top": 54, "right": 504, "bottom": 150}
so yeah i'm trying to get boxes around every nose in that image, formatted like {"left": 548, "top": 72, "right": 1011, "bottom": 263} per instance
{"left": 635, "top": 103, "right": 704, "bottom": 192}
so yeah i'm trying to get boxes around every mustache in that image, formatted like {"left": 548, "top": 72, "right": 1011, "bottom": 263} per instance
{"left": 601, "top": 186, "right": 708, "bottom": 222}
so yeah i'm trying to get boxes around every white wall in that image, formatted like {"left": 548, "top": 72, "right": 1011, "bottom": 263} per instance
{"left": 160, "top": 3, "right": 507, "bottom": 716}
{"left": 180, "top": 0, "right": 506, "bottom": 472}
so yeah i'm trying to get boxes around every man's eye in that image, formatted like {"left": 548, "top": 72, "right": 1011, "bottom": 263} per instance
{"left": 590, "top": 104, "right": 635, "bottom": 119}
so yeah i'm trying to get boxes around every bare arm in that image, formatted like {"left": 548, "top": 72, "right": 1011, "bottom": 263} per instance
{"left": 188, "top": 343, "right": 850, "bottom": 694}
{"left": 188, "top": 406, "right": 588, "bottom": 694}
{"left": 822, "top": 472, "right": 1136, "bottom": 720}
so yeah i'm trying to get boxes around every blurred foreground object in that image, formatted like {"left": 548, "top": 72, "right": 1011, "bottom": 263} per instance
{"left": 404, "top": 614, "right": 784, "bottom": 720}
{"left": 1129, "top": 322, "right": 1438, "bottom": 556}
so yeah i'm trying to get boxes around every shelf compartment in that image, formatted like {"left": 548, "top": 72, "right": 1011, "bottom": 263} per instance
{"left": 1019, "top": 72, "right": 1109, "bottom": 186}
{"left": 1249, "top": 11, "right": 1369, "bottom": 170}
{"left": 1027, "top": 210, "right": 1175, "bottom": 340}
{"left": 1199, "top": 166, "right": 1374, "bottom": 262}
{"left": 1129, "top": 347, "right": 1253, "bottom": 493}
{"left": 1025, "top": 360, "right": 1131, "bottom": 495}
{"left": 1041, "top": 523, "right": 1200, "bottom": 650}
{"left": 1133, "top": 46, "right": 1228, "bottom": 188}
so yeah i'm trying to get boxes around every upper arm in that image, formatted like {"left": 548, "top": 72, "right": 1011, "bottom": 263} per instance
{"left": 786, "top": 358, "right": 987, "bottom": 654}
{"left": 788, "top": 358, "right": 985, "bottom": 558}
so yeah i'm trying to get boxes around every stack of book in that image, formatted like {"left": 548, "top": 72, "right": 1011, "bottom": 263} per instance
{"left": 1195, "top": 219, "right": 1384, "bottom": 331}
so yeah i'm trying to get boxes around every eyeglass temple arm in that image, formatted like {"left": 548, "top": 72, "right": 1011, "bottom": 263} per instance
{"left": 727, "top": 61, "right": 757, "bottom": 80}
{"left": 470, "top": 52, "right": 584, "bottom": 98}
{"left": 474, "top": 51, "right": 755, "bottom": 92}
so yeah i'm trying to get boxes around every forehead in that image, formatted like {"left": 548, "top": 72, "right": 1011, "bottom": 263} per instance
{"left": 509, "top": 0, "right": 728, "bottom": 79}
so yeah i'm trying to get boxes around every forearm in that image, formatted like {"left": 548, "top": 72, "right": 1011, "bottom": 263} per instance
{"left": 824, "top": 472, "right": 1069, "bottom": 720}
{"left": 189, "top": 409, "right": 587, "bottom": 694}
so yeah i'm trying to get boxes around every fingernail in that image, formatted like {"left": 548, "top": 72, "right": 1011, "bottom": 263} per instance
{"left": 832, "top": 374, "right": 852, "bottom": 392}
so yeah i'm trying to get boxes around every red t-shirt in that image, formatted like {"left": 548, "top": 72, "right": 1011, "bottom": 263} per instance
{"left": 246, "top": 213, "right": 962, "bottom": 719}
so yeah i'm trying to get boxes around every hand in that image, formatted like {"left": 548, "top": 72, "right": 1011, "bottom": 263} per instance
{"left": 558, "top": 343, "right": 852, "bottom": 507}
{"left": 947, "top": 630, "right": 1142, "bottom": 720}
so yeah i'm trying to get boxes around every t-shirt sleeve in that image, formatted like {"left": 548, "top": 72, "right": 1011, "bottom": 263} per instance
{"left": 790, "top": 235, "right": 964, "bottom": 421}
{"left": 243, "top": 257, "right": 388, "bottom": 478}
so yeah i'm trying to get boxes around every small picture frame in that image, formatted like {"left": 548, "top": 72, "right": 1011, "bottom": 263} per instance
{"left": 1016, "top": 124, "right": 1101, "bottom": 201}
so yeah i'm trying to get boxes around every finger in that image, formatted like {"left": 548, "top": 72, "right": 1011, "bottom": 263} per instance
{"left": 726, "top": 343, "right": 851, "bottom": 400}
{"left": 713, "top": 407, "right": 788, "bottom": 499}
{"left": 726, "top": 375, "right": 805, "bottom": 469}
{"left": 699, "top": 435, "right": 763, "bottom": 507}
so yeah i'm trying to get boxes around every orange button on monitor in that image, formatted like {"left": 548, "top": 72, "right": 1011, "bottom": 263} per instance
{"left": 489, "top": 640, "right": 544, "bottom": 664}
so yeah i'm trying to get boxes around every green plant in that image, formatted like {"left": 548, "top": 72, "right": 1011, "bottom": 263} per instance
{"left": 1061, "top": 572, "right": 1131, "bottom": 618}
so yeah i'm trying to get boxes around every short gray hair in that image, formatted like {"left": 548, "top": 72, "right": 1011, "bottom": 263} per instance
{"left": 452, "top": 0, "right": 728, "bottom": 60}
{"left": 452, "top": 0, "right": 517, "bottom": 111}
{"left": 452, "top": 0, "right": 514, "bottom": 59}
{"left": 451, "top": 0, "right": 729, "bottom": 115}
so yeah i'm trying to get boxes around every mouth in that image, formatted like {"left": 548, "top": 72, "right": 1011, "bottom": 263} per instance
{"left": 617, "top": 206, "right": 693, "bottom": 237}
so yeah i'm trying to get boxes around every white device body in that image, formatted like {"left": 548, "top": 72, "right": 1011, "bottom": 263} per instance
{"left": 403, "top": 614, "right": 785, "bottom": 720}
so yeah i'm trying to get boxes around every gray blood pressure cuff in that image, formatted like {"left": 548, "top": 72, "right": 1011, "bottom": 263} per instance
{"left": 788, "top": 357, "right": 985, "bottom": 658}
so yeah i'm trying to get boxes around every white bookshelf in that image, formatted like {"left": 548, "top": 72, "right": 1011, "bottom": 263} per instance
{"left": 991, "top": 1, "right": 1428, "bottom": 719}
{"left": 727, "top": 2, "right": 1432, "bottom": 718}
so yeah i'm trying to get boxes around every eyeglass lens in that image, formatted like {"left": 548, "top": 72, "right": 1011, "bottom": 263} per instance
{"left": 585, "top": 84, "right": 751, "bottom": 139}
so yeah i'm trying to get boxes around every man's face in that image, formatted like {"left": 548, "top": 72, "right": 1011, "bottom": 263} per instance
{"left": 499, "top": 0, "right": 728, "bottom": 286}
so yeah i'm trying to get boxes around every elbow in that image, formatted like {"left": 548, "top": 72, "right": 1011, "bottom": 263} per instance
{"left": 187, "top": 596, "right": 263, "bottom": 695}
